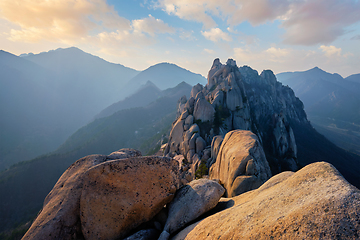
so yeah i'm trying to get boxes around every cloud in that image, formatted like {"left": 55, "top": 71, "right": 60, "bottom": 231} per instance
{"left": 0, "top": 0, "right": 175, "bottom": 45}
{"left": 0, "top": 0, "right": 130, "bottom": 43}
{"left": 153, "top": 0, "right": 360, "bottom": 45}
{"left": 350, "top": 35, "right": 360, "bottom": 40}
{"left": 281, "top": 0, "right": 360, "bottom": 45}
{"left": 179, "top": 29, "right": 196, "bottom": 41}
{"left": 154, "top": 0, "right": 218, "bottom": 28}
{"left": 201, "top": 28, "right": 232, "bottom": 42}
{"left": 203, "top": 48, "right": 214, "bottom": 54}
{"left": 319, "top": 45, "right": 342, "bottom": 57}
{"left": 132, "top": 14, "right": 175, "bottom": 36}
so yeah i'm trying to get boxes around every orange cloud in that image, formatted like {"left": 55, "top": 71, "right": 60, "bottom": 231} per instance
{"left": 0, "top": 0, "right": 130, "bottom": 43}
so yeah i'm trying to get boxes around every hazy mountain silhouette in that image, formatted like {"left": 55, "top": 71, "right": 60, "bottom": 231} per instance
{"left": 122, "top": 62, "right": 206, "bottom": 95}
{"left": 346, "top": 73, "right": 360, "bottom": 83}
{"left": 0, "top": 48, "right": 139, "bottom": 171}
{"left": 277, "top": 67, "right": 360, "bottom": 154}
{"left": 94, "top": 81, "right": 162, "bottom": 119}
{"left": 0, "top": 82, "right": 191, "bottom": 234}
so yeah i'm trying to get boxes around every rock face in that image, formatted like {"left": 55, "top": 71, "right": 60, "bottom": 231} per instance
{"left": 174, "top": 162, "right": 360, "bottom": 239}
{"left": 22, "top": 154, "right": 110, "bottom": 240}
{"left": 160, "top": 179, "right": 225, "bottom": 238}
{"left": 164, "top": 58, "right": 307, "bottom": 184}
{"left": 80, "top": 156, "right": 180, "bottom": 240}
{"left": 210, "top": 130, "right": 272, "bottom": 197}
{"left": 22, "top": 150, "right": 180, "bottom": 240}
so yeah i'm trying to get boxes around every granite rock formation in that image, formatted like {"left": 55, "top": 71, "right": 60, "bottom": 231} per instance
{"left": 173, "top": 162, "right": 360, "bottom": 239}
{"left": 164, "top": 58, "right": 307, "bottom": 190}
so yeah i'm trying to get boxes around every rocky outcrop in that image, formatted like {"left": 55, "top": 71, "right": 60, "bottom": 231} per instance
{"left": 164, "top": 58, "right": 308, "bottom": 185}
{"left": 22, "top": 154, "right": 112, "bottom": 240}
{"left": 174, "top": 162, "right": 360, "bottom": 239}
{"left": 159, "top": 179, "right": 225, "bottom": 239}
{"left": 210, "top": 130, "right": 272, "bottom": 197}
{"left": 22, "top": 150, "right": 180, "bottom": 240}
{"left": 80, "top": 156, "right": 180, "bottom": 240}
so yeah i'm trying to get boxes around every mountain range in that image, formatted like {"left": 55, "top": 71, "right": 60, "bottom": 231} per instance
{"left": 277, "top": 67, "right": 360, "bottom": 155}
{"left": 0, "top": 47, "right": 206, "bottom": 171}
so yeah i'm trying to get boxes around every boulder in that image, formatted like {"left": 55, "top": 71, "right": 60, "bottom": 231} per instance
{"left": 193, "top": 98, "right": 215, "bottom": 122}
{"left": 195, "top": 136, "right": 206, "bottom": 154}
{"left": 174, "top": 162, "right": 360, "bottom": 239}
{"left": 189, "top": 133, "right": 199, "bottom": 151}
{"left": 22, "top": 155, "right": 107, "bottom": 240}
{"left": 23, "top": 149, "right": 142, "bottom": 240}
{"left": 190, "top": 84, "right": 204, "bottom": 99}
{"left": 168, "top": 119, "right": 185, "bottom": 153}
{"left": 210, "top": 135, "right": 223, "bottom": 160}
{"left": 211, "top": 90, "right": 224, "bottom": 108}
{"left": 80, "top": 156, "right": 180, "bottom": 240}
{"left": 107, "top": 148, "right": 142, "bottom": 160}
{"left": 184, "top": 115, "right": 194, "bottom": 126}
{"left": 184, "top": 97, "right": 195, "bottom": 114}
{"left": 160, "top": 179, "right": 225, "bottom": 239}
{"left": 210, "top": 130, "right": 271, "bottom": 197}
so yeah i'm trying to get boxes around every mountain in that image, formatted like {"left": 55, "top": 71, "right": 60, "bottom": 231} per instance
{"left": 346, "top": 73, "right": 360, "bottom": 83}
{"left": 23, "top": 47, "right": 139, "bottom": 105}
{"left": 0, "top": 48, "right": 139, "bottom": 171}
{"left": 94, "top": 81, "right": 162, "bottom": 119}
{"left": 164, "top": 59, "right": 360, "bottom": 190}
{"left": 276, "top": 67, "right": 360, "bottom": 154}
{"left": 0, "top": 82, "right": 192, "bottom": 235}
{"left": 121, "top": 62, "right": 207, "bottom": 95}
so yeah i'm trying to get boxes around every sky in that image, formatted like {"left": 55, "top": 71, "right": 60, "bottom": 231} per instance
{"left": 0, "top": 0, "right": 359, "bottom": 78}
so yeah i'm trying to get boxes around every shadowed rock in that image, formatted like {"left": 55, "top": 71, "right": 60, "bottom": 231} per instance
{"left": 159, "top": 179, "right": 225, "bottom": 240}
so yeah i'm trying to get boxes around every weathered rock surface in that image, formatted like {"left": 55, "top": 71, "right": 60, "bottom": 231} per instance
{"left": 210, "top": 130, "right": 272, "bottom": 197}
{"left": 193, "top": 98, "right": 215, "bottom": 122}
{"left": 22, "top": 150, "right": 181, "bottom": 240}
{"left": 22, "top": 154, "right": 111, "bottom": 240}
{"left": 174, "top": 162, "right": 360, "bottom": 239}
{"left": 160, "top": 179, "right": 225, "bottom": 239}
{"left": 80, "top": 156, "right": 180, "bottom": 240}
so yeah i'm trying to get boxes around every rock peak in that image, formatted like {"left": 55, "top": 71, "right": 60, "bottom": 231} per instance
{"left": 226, "top": 58, "right": 237, "bottom": 67}
{"left": 165, "top": 58, "right": 308, "bottom": 188}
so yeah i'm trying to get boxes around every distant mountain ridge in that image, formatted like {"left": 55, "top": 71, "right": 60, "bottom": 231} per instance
{"left": 346, "top": 73, "right": 360, "bottom": 83}
{"left": 0, "top": 48, "right": 139, "bottom": 170}
{"left": 0, "top": 47, "right": 206, "bottom": 171}
{"left": 122, "top": 62, "right": 207, "bottom": 94}
{"left": 276, "top": 67, "right": 360, "bottom": 154}
{"left": 94, "top": 81, "right": 162, "bottom": 119}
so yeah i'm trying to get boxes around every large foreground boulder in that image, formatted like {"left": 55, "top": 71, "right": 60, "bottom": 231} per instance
{"left": 210, "top": 130, "right": 272, "bottom": 197}
{"left": 22, "top": 149, "right": 179, "bottom": 240}
{"left": 22, "top": 154, "right": 111, "bottom": 240}
{"left": 174, "top": 162, "right": 360, "bottom": 239}
{"left": 80, "top": 156, "right": 180, "bottom": 240}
